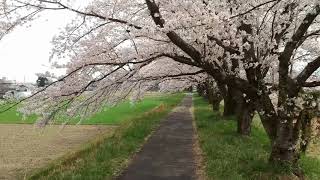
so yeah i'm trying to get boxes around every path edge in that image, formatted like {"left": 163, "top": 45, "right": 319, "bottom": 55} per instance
{"left": 191, "top": 95, "right": 208, "bottom": 180}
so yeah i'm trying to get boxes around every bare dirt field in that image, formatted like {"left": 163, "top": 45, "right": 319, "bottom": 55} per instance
{"left": 0, "top": 124, "right": 115, "bottom": 179}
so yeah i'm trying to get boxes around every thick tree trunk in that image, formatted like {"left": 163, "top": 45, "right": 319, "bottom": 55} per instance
{"left": 300, "top": 110, "right": 312, "bottom": 153}
{"left": 232, "top": 88, "right": 254, "bottom": 136}
{"left": 270, "top": 141, "right": 297, "bottom": 164}
{"left": 269, "top": 143, "right": 304, "bottom": 179}
{"left": 267, "top": 108, "right": 316, "bottom": 179}
{"left": 255, "top": 94, "right": 278, "bottom": 142}
{"left": 269, "top": 117, "right": 299, "bottom": 166}
{"left": 270, "top": 146, "right": 297, "bottom": 167}
{"left": 206, "top": 83, "right": 222, "bottom": 112}
{"left": 223, "top": 86, "right": 237, "bottom": 117}
{"left": 223, "top": 97, "right": 236, "bottom": 116}
{"left": 197, "top": 84, "right": 207, "bottom": 98}
{"left": 212, "top": 99, "right": 221, "bottom": 111}
{"left": 222, "top": 85, "right": 254, "bottom": 136}
{"left": 206, "top": 84, "right": 214, "bottom": 104}
{"left": 236, "top": 103, "right": 254, "bottom": 136}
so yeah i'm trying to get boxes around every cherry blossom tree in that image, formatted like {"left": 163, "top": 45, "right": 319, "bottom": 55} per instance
{"left": 144, "top": 0, "right": 320, "bottom": 167}
{"left": 1, "top": 0, "right": 320, "bottom": 172}
{"left": 197, "top": 77, "right": 223, "bottom": 111}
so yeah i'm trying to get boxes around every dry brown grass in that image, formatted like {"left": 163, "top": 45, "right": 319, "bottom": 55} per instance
{"left": 0, "top": 124, "right": 115, "bottom": 179}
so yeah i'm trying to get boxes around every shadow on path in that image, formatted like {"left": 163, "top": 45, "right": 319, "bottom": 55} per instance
{"left": 117, "top": 95, "right": 196, "bottom": 180}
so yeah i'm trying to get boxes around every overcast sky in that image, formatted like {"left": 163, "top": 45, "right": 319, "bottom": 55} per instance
{"left": 0, "top": 1, "right": 316, "bottom": 84}
{"left": 0, "top": 7, "right": 78, "bottom": 83}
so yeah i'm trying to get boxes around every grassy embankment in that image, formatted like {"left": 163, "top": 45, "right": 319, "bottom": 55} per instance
{"left": 193, "top": 95, "right": 320, "bottom": 180}
{"left": 0, "top": 94, "right": 177, "bottom": 125}
{"left": 0, "top": 102, "right": 37, "bottom": 123}
{"left": 27, "top": 93, "right": 184, "bottom": 179}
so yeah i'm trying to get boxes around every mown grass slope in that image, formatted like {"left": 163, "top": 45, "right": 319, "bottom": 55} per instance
{"left": 0, "top": 103, "right": 37, "bottom": 123}
{"left": 0, "top": 93, "right": 175, "bottom": 125}
{"left": 193, "top": 95, "right": 320, "bottom": 180}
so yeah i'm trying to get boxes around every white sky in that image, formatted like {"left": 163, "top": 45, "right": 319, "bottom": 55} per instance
{"left": 0, "top": 4, "right": 83, "bottom": 83}
{"left": 0, "top": 11, "right": 74, "bottom": 83}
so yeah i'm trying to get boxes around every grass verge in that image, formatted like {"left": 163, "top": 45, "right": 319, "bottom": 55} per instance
{"left": 27, "top": 93, "right": 184, "bottom": 180}
{"left": 0, "top": 103, "right": 37, "bottom": 123}
{"left": 0, "top": 93, "right": 175, "bottom": 125}
{"left": 193, "top": 95, "right": 320, "bottom": 180}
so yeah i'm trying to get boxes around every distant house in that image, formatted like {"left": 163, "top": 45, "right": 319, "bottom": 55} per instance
{"left": 0, "top": 78, "right": 15, "bottom": 99}
{"left": 0, "top": 78, "right": 34, "bottom": 99}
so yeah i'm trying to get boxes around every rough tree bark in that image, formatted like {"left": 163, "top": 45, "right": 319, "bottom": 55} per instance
{"left": 237, "top": 105, "right": 254, "bottom": 136}
{"left": 197, "top": 84, "right": 207, "bottom": 98}
{"left": 234, "top": 91, "right": 254, "bottom": 136}
{"left": 269, "top": 121, "right": 298, "bottom": 163}
{"left": 299, "top": 110, "right": 312, "bottom": 153}
{"left": 223, "top": 85, "right": 237, "bottom": 117}
{"left": 205, "top": 79, "right": 222, "bottom": 112}
{"left": 211, "top": 94, "right": 222, "bottom": 111}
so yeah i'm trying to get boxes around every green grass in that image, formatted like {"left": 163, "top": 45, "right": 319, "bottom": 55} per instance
{"left": 0, "top": 104, "right": 37, "bottom": 124}
{"left": 55, "top": 94, "right": 178, "bottom": 125}
{"left": 27, "top": 93, "right": 184, "bottom": 180}
{"left": 193, "top": 95, "right": 320, "bottom": 180}
{"left": 0, "top": 94, "right": 178, "bottom": 125}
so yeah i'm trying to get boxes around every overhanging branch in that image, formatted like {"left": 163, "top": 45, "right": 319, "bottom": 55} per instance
{"left": 296, "top": 56, "right": 320, "bottom": 86}
{"left": 145, "top": 0, "right": 203, "bottom": 63}
{"left": 303, "top": 81, "right": 320, "bottom": 87}
{"left": 207, "top": 36, "right": 240, "bottom": 55}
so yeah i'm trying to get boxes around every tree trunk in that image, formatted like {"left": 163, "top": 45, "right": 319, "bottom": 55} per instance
{"left": 197, "top": 84, "right": 207, "bottom": 98}
{"left": 256, "top": 94, "right": 278, "bottom": 142}
{"left": 300, "top": 110, "right": 312, "bottom": 153}
{"left": 212, "top": 99, "right": 221, "bottom": 111}
{"left": 206, "top": 83, "right": 222, "bottom": 112}
{"left": 223, "top": 97, "right": 236, "bottom": 116}
{"left": 232, "top": 88, "right": 254, "bottom": 136}
{"left": 223, "top": 86, "right": 237, "bottom": 117}
{"left": 237, "top": 102, "right": 254, "bottom": 136}
{"left": 269, "top": 117, "right": 299, "bottom": 165}
{"left": 206, "top": 83, "right": 214, "bottom": 105}
{"left": 270, "top": 142, "right": 297, "bottom": 164}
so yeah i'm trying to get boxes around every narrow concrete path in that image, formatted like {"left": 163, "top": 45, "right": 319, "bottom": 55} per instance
{"left": 117, "top": 95, "right": 196, "bottom": 180}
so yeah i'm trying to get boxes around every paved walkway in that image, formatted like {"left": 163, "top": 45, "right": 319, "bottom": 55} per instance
{"left": 117, "top": 95, "right": 196, "bottom": 180}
